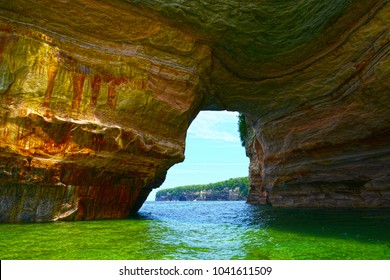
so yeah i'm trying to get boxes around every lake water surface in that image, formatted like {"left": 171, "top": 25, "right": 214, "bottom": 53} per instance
{"left": 1, "top": 201, "right": 389, "bottom": 259}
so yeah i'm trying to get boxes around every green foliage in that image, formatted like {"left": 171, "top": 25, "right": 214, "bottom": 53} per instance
{"left": 238, "top": 113, "right": 247, "bottom": 147}
{"left": 156, "top": 177, "right": 249, "bottom": 199}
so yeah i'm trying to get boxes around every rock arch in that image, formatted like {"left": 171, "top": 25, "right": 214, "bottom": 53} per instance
{"left": 0, "top": 0, "right": 389, "bottom": 222}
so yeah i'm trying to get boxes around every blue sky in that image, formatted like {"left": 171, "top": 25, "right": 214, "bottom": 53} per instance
{"left": 147, "top": 111, "right": 249, "bottom": 200}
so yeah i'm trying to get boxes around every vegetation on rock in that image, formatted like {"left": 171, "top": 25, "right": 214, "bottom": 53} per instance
{"left": 238, "top": 113, "right": 247, "bottom": 147}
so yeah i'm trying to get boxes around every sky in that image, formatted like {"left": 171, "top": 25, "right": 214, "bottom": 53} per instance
{"left": 147, "top": 111, "right": 249, "bottom": 200}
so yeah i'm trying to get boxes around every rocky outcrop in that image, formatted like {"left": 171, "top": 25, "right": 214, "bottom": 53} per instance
{"left": 0, "top": 0, "right": 389, "bottom": 222}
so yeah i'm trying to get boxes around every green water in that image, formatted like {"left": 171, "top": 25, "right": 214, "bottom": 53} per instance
{"left": 0, "top": 201, "right": 389, "bottom": 259}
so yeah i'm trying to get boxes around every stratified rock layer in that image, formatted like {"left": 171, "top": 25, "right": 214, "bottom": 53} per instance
{"left": 0, "top": 0, "right": 389, "bottom": 221}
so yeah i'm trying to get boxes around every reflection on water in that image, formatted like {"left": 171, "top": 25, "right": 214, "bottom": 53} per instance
{"left": 0, "top": 201, "right": 389, "bottom": 259}
{"left": 242, "top": 204, "right": 390, "bottom": 259}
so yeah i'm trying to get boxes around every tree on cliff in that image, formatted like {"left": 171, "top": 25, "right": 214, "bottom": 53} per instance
{"left": 238, "top": 113, "right": 247, "bottom": 147}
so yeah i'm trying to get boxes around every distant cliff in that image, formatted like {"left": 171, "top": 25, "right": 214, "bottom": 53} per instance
{"left": 155, "top": 177, "right": 249, "bottom": 201}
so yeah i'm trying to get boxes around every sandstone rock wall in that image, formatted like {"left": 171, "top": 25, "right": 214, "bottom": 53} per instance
{"left": 240, "top": 1, "right": 390, "bottom": 207}
{"left": 0, "top": 0, "right": 210, "bottom": 222}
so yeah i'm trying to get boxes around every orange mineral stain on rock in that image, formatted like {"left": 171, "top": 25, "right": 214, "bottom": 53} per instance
{"left": 90, "top": 74, "right": 102, "bottom": 109}
{"left": 43, "top": 65, "right": 59, "bottom": 107}
{"left": 72, "top": 72, "right": 86, "bottom": 111}
{"left": 106, "top": 77, "right": 123, "bottom": 110}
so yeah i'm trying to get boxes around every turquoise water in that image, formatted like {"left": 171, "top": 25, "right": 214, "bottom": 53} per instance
{"left": 0, "top": 201, "right": 389, "bottom": 259}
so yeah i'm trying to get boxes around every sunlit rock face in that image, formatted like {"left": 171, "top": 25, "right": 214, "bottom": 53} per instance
{"left": 0, "top": 0, "right": 389, "bottom": 221}
{"left": 0, "top": 0, "right": 210, "bottom": 222}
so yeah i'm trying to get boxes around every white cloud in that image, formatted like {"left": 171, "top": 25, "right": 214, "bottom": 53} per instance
{"left": 168, "top": 169, "right": 214, "bottom": 175}
{"left": 188, "top": 111, "right": 240, "bottom": 142}
{"left": 184, "top": 162, "right": 248, "bottom": 166}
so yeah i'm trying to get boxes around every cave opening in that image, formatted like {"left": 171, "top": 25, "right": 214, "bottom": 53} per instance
{"left": 148, "top": 110, "right": 249, "bottom": 201}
